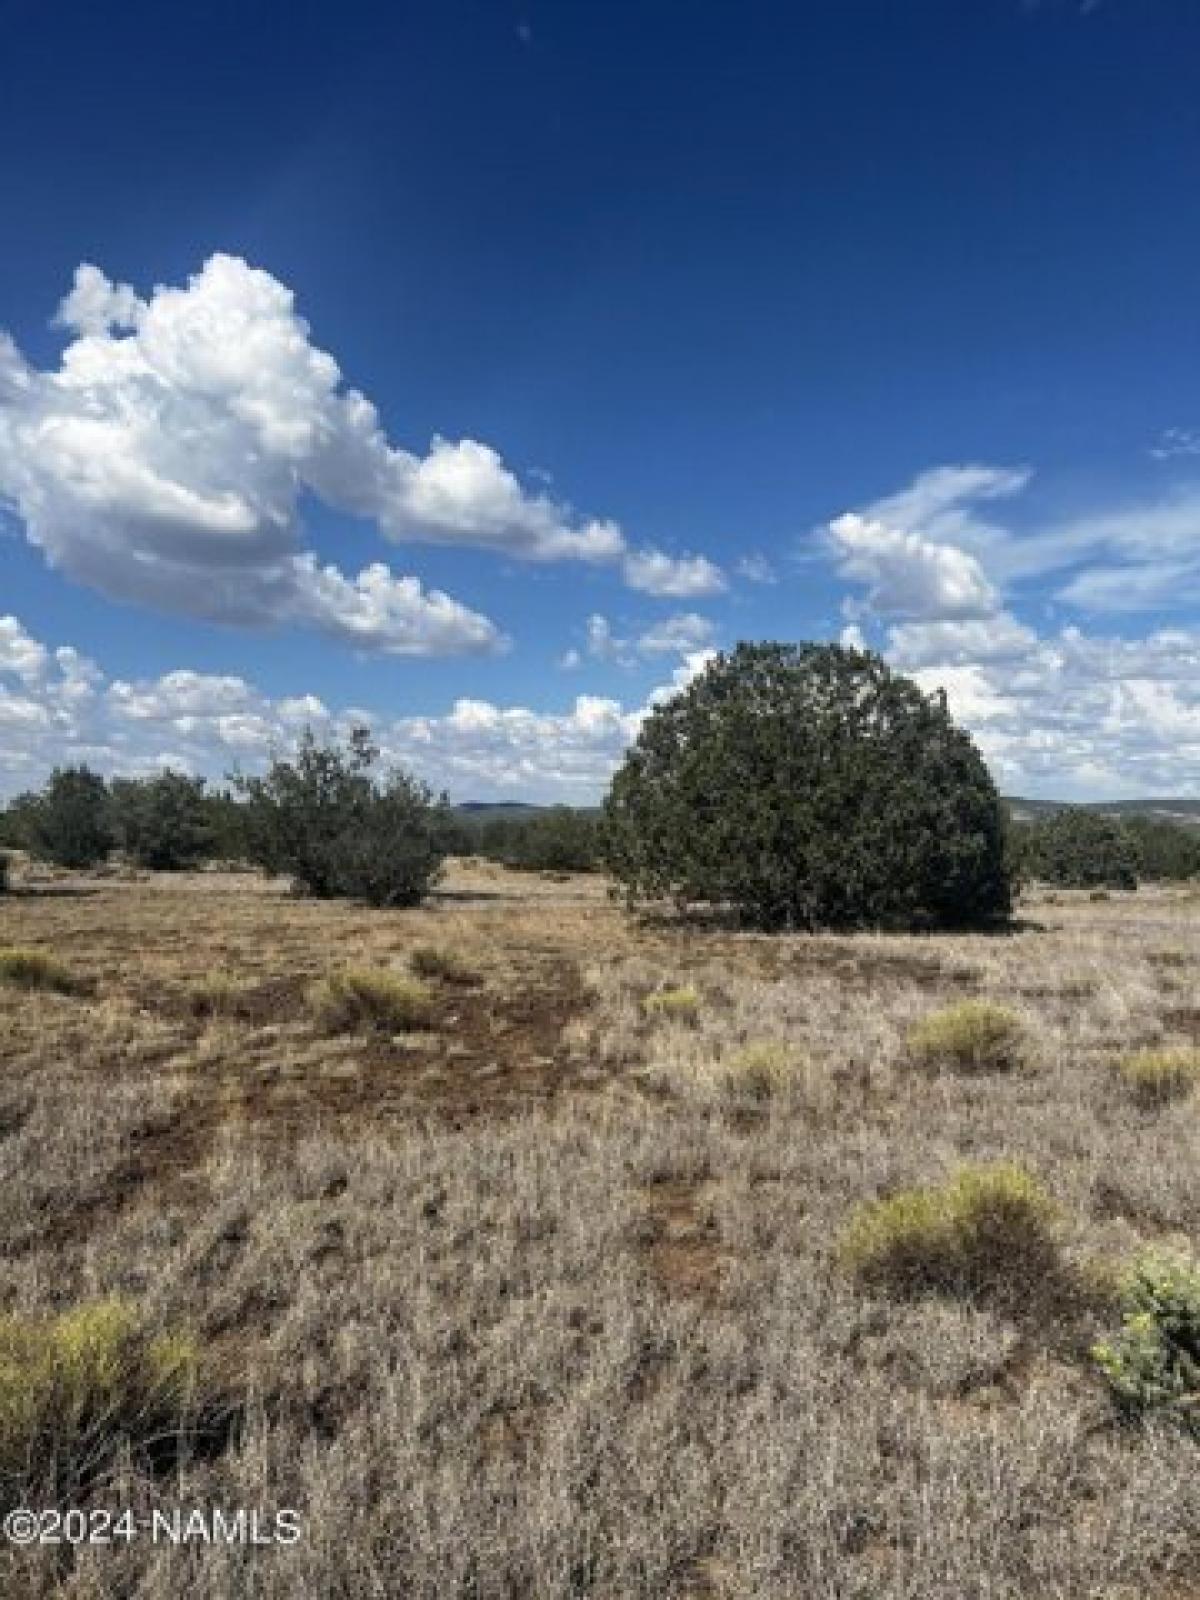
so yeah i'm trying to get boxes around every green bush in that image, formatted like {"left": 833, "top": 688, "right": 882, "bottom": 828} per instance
{"left": 111, "top": 771, "right": 215, "bottom": 870}
{"left": 1092, "top": 1251, "right": 1200, "bottom": 1435}
{"left": 1117, "top": 1047, "right": 1200, "bottom": 1107}
{"left": 0, "top": 1298, "right": 203, "bottom": 1500}
{"left": 0, "top": 851, "right": 8, "bottom": 894}
{"left": 907, "top": 1001, "right": 1026, "bottom": 1073}
{"left": 1019, "top": 809, "right": 1139, "bottom": 891}
{"left": 13, "top": 765, "right": 114, "bottom": 869}
{"left": 470, "top": 808, "right": 603, "bottom": 872}
{"left": 603, "top": 642, "right": 1011, "bottom": 930}
{"left": 234, "top": 727, "right": 452, "bottom": 907}
{"left": 310, "top": 968, "right": 435, "bottom": 1033}
{"left": 0, "top": 947, "right": 87, "bottom": 995}
{"left": 839, "top": 1163, "right": 1060, "bottom": 1298}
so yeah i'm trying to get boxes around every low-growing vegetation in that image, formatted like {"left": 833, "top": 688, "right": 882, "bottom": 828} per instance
{"left": 0, "top": 859, "right": 1197, "bottom": 1597}
{"left": 1117, "top": 1045, "right": 1200, "bottom": 1107}
{"left": 839, "top": 1162, "right": 1061, "bottom": 1300}
{"left": 408, "top": 943, "right": 481, "bottom": 985}
{"left": 309, "top": 966, "right": 435, "bottom": 1032}
{"left": 906, "top": 999, "right": 1026, "bottom": 1073}
{"left": 0, "top": 946, "right": 86, "bottom": 995}
{"left": 1092, "top": 1251, "right": 1200, "bottom": 1436}
{"left": 0, "top": 1298, "right": 207, "bottom": 1503}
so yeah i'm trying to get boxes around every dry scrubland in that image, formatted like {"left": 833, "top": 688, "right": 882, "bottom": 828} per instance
{"left": 0, "top": 857, "right": 1198, "bottom": 1598}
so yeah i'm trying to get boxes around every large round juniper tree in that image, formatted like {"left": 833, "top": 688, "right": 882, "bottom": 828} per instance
{"left": 603, "top": 642, "right": 1011, "bottom": 929}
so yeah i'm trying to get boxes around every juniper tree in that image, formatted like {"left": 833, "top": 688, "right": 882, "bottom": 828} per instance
{"left": 603, "top": 641, "right": 1011, "bottom": 929}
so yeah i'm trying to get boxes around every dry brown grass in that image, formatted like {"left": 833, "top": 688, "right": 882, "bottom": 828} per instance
{"left": 0, "top": 860, "right": 1197, "bottom": 1596}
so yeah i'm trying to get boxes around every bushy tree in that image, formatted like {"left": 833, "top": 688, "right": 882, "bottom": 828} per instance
{"left": 472, "top": 808, "right": 602, "bottom": 872}
{"left": 111, "top": 772, "right": 215, "bottom": 870}
{"left": 1022, "top": 809, "right": 1139, "bottom": 890}
{"left": 603, "top": 641, "right": 1011, "bottom": 930}
{"left": 233, "top": 728, "right": 451, "bottom": 907}
{"left": 16, "top": 766, "right": 114, "bottom": 870}
{"left": 1123, "top": 817, "right": 1200, "bottom": 882}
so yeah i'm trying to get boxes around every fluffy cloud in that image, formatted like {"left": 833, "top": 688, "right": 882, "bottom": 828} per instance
{"left": 567, "top": 610, "right": 716, "bottom": 667}
{"left": 0, "top": 254, "right": 718, "bottom": 652}
{"left": 828, "top": 512, "right": 999, "bottom": 620}
{"left": 4, "top": 608, "right": 1200, "bottom": 803}
{"left": 845, "top": 463, "right": 1200, "bottom": 614}
{"left": 622, "top": 547, "right": 727, "bottom": 597}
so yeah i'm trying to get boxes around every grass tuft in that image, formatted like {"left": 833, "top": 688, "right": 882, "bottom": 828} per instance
{"left": 642, "top": 984, "right": 701, "bottom": 1022}
{"left": 839, "top": 1162, "right": 1060, "bottom": 1299}
{"left": 0, "top": 946, "right": 87, "bottom": 995}
{"left": 1117, "top": 1046, "right": 1200, "bottom": 1107}
{"left": 906, "top": 1000, "right": 1026, "bottom": 1074}
{"left": 409, "top": 943, "right": 481, "bottom": 985}
{"left": 310, "top": 967, "right": 435, "bottom": 1033}
{"left": 0, "top": 1298, "right": 209, "bottom": 1500}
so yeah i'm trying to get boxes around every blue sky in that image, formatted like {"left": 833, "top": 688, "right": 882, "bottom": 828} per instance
{"left": 2, "top": 0, "right": 1200, "bottom": 800}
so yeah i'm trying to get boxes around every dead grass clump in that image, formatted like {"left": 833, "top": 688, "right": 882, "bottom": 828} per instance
{"left": 310, "top": 967, "right": 435, "bottom": 1033}
{"left": 0, "top": 1298, "right": 208, "bottom": 1501}
{"left": 1117, "top": 1046, "right": 1200, "bottom": 1107}
{"left": 642, "top": 984, "right": 701, "bottom": 1022}
{"left": 839, "top": 1163, "right": 1061, "bottom": 1299}
{"left": 409, "top": 943, "right": 481, "bottom": 985}
{"left": 0, "top": 946, "right": 87, "bottom": 996}
{"left": 906, "top": 1000, "right": 1026, "bottom": 1074}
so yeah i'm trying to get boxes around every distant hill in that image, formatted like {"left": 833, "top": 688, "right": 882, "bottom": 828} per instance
{"left": 457, "top": 797, "right": 1200, "bottom": 827}
{"left": 1005, "top": 797, "right": 1200, "bottom": 826}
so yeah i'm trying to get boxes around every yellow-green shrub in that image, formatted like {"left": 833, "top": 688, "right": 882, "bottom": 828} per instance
{"left": 1117, "top": 1047, "right": 1200, "bottom": 1107}
{"left": 642, "top": 985, "right": 701, "bottom": 1022}
{"left": 0, "top": 1298, "right": 203, "bottom": 1498}
{"left": 712, "top": 1041, "right": 801, "bottom": 1103}
{"left": 310, "top": 967, "right": 434, "bottom": 1033}
{"left": 839, "top": 1162, "right": 1060, "bottom": 1297}
{"left": 185, "top": 970, "right": 250, "bottom": 1019}
{"left": 906, "top": 1001, "right": 1025, "bottom": 1073}
{"left": 0, "top": 946, "right": 87, "bottom": 996}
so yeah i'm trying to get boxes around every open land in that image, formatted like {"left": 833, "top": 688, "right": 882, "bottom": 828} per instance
{"left": 1, "top": 859, "right": 1197, "bottom": 1597}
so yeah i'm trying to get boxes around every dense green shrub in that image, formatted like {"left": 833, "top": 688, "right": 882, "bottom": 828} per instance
{"left": 839, "top": 1163, "right": 1060, "bottom": 1298}
{"left": 470, "top": 808, "right": 603, "bottom": 872}
{"left": 13, "top": 765, "right": 114, "bottom": 869}
{"left": 1092, "top": 1251, "right": 1200, "bottom": 1435}
{"left": 1124, "top": 817, "right": 1200, "bottom": 881}
{"left": 604, "top": 642, "right": 1011, "bottom": 930}
{"left": 1019, "top": 809, "right": 1139, "bottom": 890}
{"left": 233, "top": 727, "right": 452, "bottom": 907}
{"left": 111, "top": 771, "right": 215, "bottom": 870}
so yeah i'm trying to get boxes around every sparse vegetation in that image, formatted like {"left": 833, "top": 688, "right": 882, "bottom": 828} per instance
{"left": 310, "top": 966, "right": 435, "bottom": 1032}
{"left": 906, "top": 1000, "right": 1026, "bottom": 1073}
{"left": 0, "top": 946, "right": 86, "bottom": 995}
{"left": 839, "top": 1163, "right": 1061, "bottom": 1298}
{"left": 1118, "top": 1046, "right": 1200, "bottom": 1106}
{"left": 1, "top": 863, "right": 1198, "bottom": 1597}
{"left": 1092, "top": 1251, "right": 1200, "bottom": 1436}
{"left": 604, "top": 642, "right": 1012, "bottom": 930}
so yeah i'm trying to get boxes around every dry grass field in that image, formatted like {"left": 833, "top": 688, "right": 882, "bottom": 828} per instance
{"left": 1, "top": 857, "right": 1197, "bottom": 1597}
